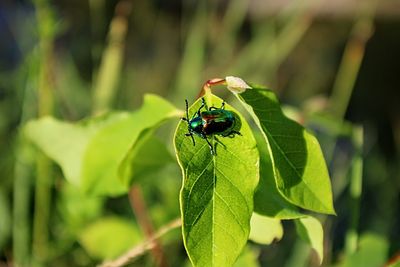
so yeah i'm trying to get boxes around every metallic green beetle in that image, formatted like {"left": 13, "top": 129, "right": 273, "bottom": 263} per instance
{"left": 182, "top": 98, "right": 240, "bottom": 155}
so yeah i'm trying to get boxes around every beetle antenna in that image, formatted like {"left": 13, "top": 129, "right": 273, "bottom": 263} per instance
{"left": 185, "top": 99, "right": 190, "bottom": 121}
{"left": 196, "top": 98, "right": 206, "bottom": 117}
{"left": 184, "top": 100, "right": 196, "bottom": 146}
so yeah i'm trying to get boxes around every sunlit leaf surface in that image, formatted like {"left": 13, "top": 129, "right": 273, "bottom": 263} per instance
{"left": 295, "top": 216, "right": 324, "bottom": 264}
{"left": 78, "top": 216, "right": 142, "bottom": 260}
{"left": 25, "top": 94, "right": 180, "bottom": 196}
{"left": 174, "top": 93, "right": 259, "bottom": 267}
{"left": 236, "top": 86, "right": 335, "bottom": 214}
{"left": 249, "top": 213, "right": 283, "bottom": 245}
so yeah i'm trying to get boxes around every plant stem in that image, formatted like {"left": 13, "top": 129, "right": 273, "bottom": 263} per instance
{"left": 328, "top": 1, "right": 375, "bottom": 257}
{"left": 344, "top": 126, "right": 363, "bottom": 255}
{"left": 31, "top": 0, "right": 55, "bottom": 265}
{"left": 128, "top": 186, "right": 168, "bottom": 267}
{"left": 13, "top": 139, "right": 33, "bottom": 267}
{"left": 99, "top": 218, "right": 181, "bottom": 267}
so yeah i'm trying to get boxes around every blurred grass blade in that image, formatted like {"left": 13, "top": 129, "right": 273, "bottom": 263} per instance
{"left": 13, "top": 137, "right": 35, "bottom": 267}
{"left": 0, "top": 189, "right": 11, "bottom": 251}
{"left": 329, "top": 2, "right": 375, "bottom": 119}
{"left": 92, "top": 1, "right": 132, "bottom": 114}
{"left": 345, "top": 126, "right": 363, "bottom": 255}
{"left": 172, "top": 2, "right": 207, "bottom": 103}
{"left": 211, "top": 0, "right": 249, "bottom": 62}
{"left": 229, "top": 1, "right": 313, "bottom": 83}
{"left": 338, "top": 233, "right": 388, "bottom": 267}
{"left": 174, "top": 93, "right": 259, "bottom": 266}
{"left": 32, "top": 0, "right": 58, "bottom": 262}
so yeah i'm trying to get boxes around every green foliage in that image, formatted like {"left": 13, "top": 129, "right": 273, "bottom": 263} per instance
{"left": 78, "top": 216, "right": 142, "bottom": 260}
{"left": 57, "top": 182, "right": 104, "bottom": 232}
{"left": 3, "top": 0, "right": 399, "bottom": 265}
{"left": 23, "top": 76, "right": 337, "bottom": 267}
{"left": 172, "top": 77, "right": 336, "bottom": 266}
{"left": 294, "top": 216, "right": 324, "bottom": 264}
{"left": 119, "top": 131, "right": 175, "bottom": 188}
{"left": 25, "top": 94, "right": 180, "bottom": 196}
{"left": 249, "top": 213, "right": 283, "bottom": 245}
{"left": 253, "top": 132, "right": 305, "bottom": 219}
{"left": 335, "top": 233, "right": 389, "bottom": 267}
{"left": 232, "top": 246, "right": 260, "bottom": 267}
{"left": 174, "top": 93, "right": 259, "bottom": 267}
{"left": 236, "top": 86, "right": 335, "bottom": 215}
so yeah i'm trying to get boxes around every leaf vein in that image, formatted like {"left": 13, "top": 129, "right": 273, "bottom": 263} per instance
{"left": 215, "top": 190, "right": 246, "bottom": 235}
{"left": 184, "top": 160, "right": 214, "bottom": 224}
{"left": 262, "top": 125, "right": 329, "bottom": 210}
{"left": 215, "top": 167, "right": 250, "bottom": 215}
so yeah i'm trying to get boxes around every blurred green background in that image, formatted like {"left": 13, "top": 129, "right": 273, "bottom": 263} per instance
{"left": 0, "top": 0, "right": 399, "bottom": 266}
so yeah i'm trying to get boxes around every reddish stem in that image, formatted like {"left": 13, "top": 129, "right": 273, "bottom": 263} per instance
{"left": 196, "top": 78, "right": 226, "bottom": 98}
{"left": 129, "top": 185, "right": 168, "bottom": 267}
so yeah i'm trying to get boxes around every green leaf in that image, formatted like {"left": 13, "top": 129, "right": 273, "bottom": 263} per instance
{"left": 82, "top": 94, "right": 180, "bottom": 195}
{"left": 57, "top": 182, "right": 104, "bottom": 232}
{"left": 336, "top": 233, "right": 388, "bottom": 267}
{"left": 249, "top": 213, "right": 283, "bottom": 245}
{"left": 295, "top": 216, "right": 324, "bottom": 264}
{"left": 25, "top": 115, "right": 107, "bottom": 187}
{"left": 254, "top": 132, "right": 305, "bottom": 219}
{"left": 119, "top": 129, "right": 174, "bottom": 187}
{"left": 236, "top": 86, "right": 335, "bottom": 215}
{"left": 233, "top": 246, "right": 260, "bottom": 267}
{"left": 25, "top": 94, "right": 180, "bottom": 196}
{"left": 174, "top": 93, "right": 259, "bottom": 267}
{"left": 78, "top": 216, "right": 142, "bottom": 260}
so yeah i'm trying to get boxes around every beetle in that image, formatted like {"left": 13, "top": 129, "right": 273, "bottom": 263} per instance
{"left": 182, "top": 98, "right": 241, "bottom": 155}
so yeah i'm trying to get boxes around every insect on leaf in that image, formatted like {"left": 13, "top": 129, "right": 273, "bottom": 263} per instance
{"left": 174, "top": 93, "right": 259, "bottom": 267}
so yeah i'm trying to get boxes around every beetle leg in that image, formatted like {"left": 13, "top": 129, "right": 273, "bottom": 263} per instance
{"left": 185, "top": 133, "right": 196, "bottom": 146}
{"left": 214, "top": 136, "right": 226, "bottom": 149}
{"left": 195, "top": 98, "right": 206, "bottom": 117}
{"left": 208, "top": 101, "right": 224, "bottom": 111}
{"left": 223, "top": 130, "right": 242, "bottom": 137}
{"left": 203, "top": 135, "right": 215, "bottom": 155}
